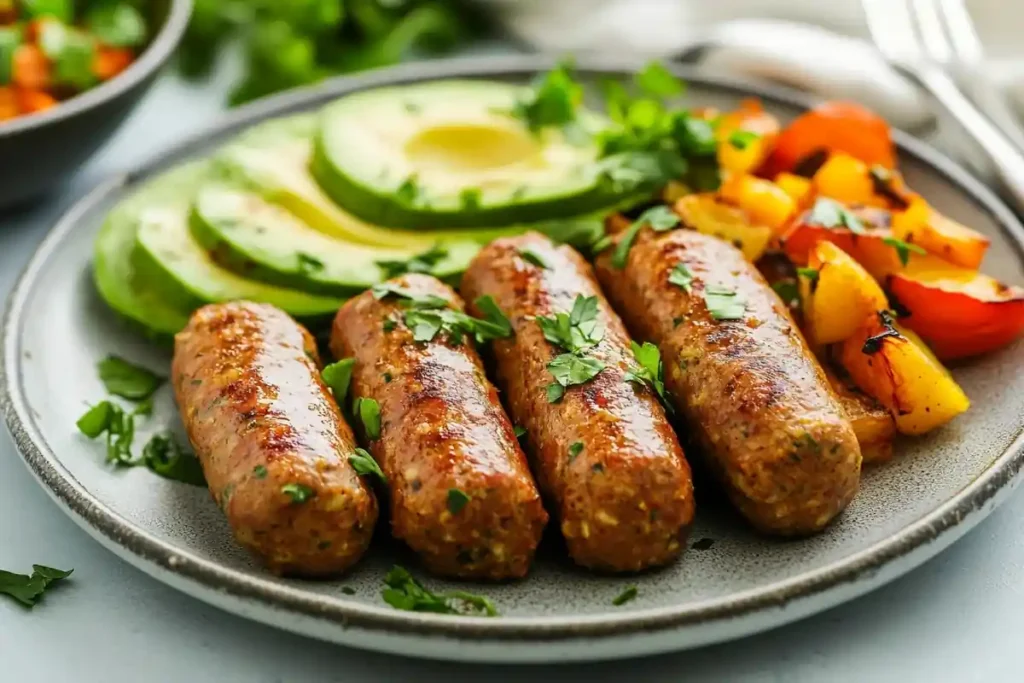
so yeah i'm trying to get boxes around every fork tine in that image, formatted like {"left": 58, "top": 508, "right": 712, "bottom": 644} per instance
{"left": 861, "top": 0, "right": 919, "bottom": 60}
{"left": 936, "top": 0, "right": 985, "bottom": 63}
{"left": 909, "top": 0, "right": 954, "bottom": 63}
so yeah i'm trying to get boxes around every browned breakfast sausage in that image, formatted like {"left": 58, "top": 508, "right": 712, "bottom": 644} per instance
{"left": 172, "top": 301, "right": 378, "bottom": 577}
{"left": 330, "top": 274, "right": 548, "bottom": 580}
{"left": 594, "top": 226, "right": 861, "bottom": 534}
{"left": 461, "top": 233, "right": 695, "bottom": 572}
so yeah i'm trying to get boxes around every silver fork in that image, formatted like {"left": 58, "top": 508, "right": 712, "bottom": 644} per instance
{"left": 862, "top": 0, "right": 1024, "bottom": 212}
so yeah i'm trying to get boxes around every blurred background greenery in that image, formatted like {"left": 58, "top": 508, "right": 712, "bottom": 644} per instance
{"left": 180, "top": 0, "right": 488, "bottom": 106}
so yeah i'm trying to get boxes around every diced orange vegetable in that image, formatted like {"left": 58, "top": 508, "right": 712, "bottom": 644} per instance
{"left": 761, "top": 101, "right": 896, "bottom": 177}
{"left": 15, "top": 88, "right": 57, "bottom": 113}
{"left": 0, "top": 87, "right": 17, "bottom": 121}
{"left": 887, "top": 266, "right": 1024, "bottom": 360}
{"left": 800, "top": 241, "right": 889, "bottom": 345}
{"left": 812, "top": 153, "right": 915, "bottom": 210}
{"left": 890, "top": 196, "right": 990, "bottom": 270}
{"left": 674, "top": 194, "right": 773, "bottom": 261}
{"left": 12, "top": 44, "right": 50, "bottom": 90}
{"left": 827, "top": 369, "right": 896, "bottom": 465}
{"left": 718, "top": 173, "right": 796, "bottom": 234}
{"left": 838, "top": 313, "right": 970, "bottom": 435}
{"left": 93, "top": 47, "right": 134, "bottom": 81}
{"left": 774, "top": 172, "right": 813, "bottom": 206}
{"left": 716, "top": 99, "right": 781, "bottom": 175}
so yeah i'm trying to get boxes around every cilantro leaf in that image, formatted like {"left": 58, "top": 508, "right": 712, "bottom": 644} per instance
{"left": 536, "top": 295, "right": 604, "bottom": 354}
{"left": 513, "top": 425, "right": 527, "bottom": 440}
{"left": 568, "top": 442, "right": 584, "bottom": 461}
{"left": 772, "top": 280, "right": 800, "bottom": 307}
{"left": 141, "top": 432, "right": 206, "bottom": 487}
{"left": 511, "top": 59, "right": 582, "bottom": 133}
{"left": 517, "top": 248, "right": 549, "bottom": 269}
{"left": 635, "top": 61, "right": 684, "bottom": 97}
{"left": 806, "top": 198, "right": 866, "bottom": 235}
{"left": 376, "top": 244, "right": 448, "bottom": 279}
{"left": 728, "top": 130, "right": 760, "bottom": 150}
{"left": 704, "top": 285, "right": 747, "bottom": 321}
{"left": 322, "top": 359, "right": 355, "bottom": 404}
{"left": 0, "top": 565, "right": 72, "bottom": 608}
{"left": 796, "top": 267, "right": 820, "bottom": 286}
{"left": 547, "top": 354, "right": 605, "bottom": 392}
{"left": 612, "top": 585, "right": 638, "bottom": 606}
{"left": 546, "top": 383, "right": 565, "bottom": 403}
{"left": 349, "top": 448, "right": 387, "bottom": 484}
{"left": 76, "top": 401, "right": 115, "bottom": 438}
{"left": 882, "top": 236, "right": 926, "bottom": 266}
{"left": 355, "top": 397, "right": 381, "bottom": 440}
{"left": 471, "top": 295, "right": 513, "bottom": 340}
{"left": 669, "top": 263, "right": 694, "bottom": 293}
{"left": 624, "top": 341, "right": 673, "bottom": 412}
{"left": 281, "top": 483, "right": 315, "bottom": 504}
{"left": 97, "top": 356, "right": 164, "bottom": 401}
{"left": 382, "top": 565, "right": 497, "bottom": 617}
{"left": 611, "top": 205, "right": 680, "bottom": 269}
{"left": 447, "top": 488, "right": 470, "bottom": 514}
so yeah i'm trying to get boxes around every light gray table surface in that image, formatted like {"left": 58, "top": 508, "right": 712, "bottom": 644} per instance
{"left": 2, "top": 65, "right": 1024, "bottom": 683}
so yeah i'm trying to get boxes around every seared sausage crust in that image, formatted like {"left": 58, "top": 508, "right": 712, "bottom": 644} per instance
{"left": 595, "top": 227, "right": 861, "bottom": 534}
{"left": 331, "top": 274, "right": 548, "bottom": 580}
{"left": 461, "top": 233, "right": 695, "bottom": 572}
{"left": 172, "top": 302, "right": 378, "bottom": 577}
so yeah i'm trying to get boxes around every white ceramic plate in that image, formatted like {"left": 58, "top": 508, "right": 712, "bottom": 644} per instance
{"left": 3, "top": 56, "right": 1023, "bottom": 663}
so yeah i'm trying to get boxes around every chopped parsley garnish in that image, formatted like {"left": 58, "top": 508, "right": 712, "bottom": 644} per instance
{"left": 536, "top": 295, "right": 604, "bottom": 354}
{"left": 624, "top": 341, "right": 673, "bottom": 412}
{"left": 611, "top": 205, "right": 680, "bottom": 269}
{"left": 281, "top": 483, "right": 315, "bottom": 505}
{"left": 517, "top": 248, "right": 549, "bottom": 269}
{"left": 97, "top": 356, "right": 163, "bottom": 401}
{"left": 297, "top": 252, "right": 325, "bottom": 274}
{"left": 322, "top": 359, "right": 355, "bottom": 404}
{"left": 882, "top": 236, "right": 926, "bottom": 266}
{"left": 728, "top": 129, "right": 760, "bottom": 150}
{"left": 395, "top": 175, "right": 420, "bottom": 205}
{"left": 796, "top": 267, "right": 820, "bottom": 286}
{"left": 772, "top": 280, "right": 800, "bottom": 308}
{"left": 0, "top": 565, "right": 73, "bottom": 608}
{"left": 76, "top": 401, "right": 135, "bottom": 466}
{"left": 862, "top": 311, "right": 902, "bottom": 354}
{"left": 372, "top": 285, "right": 511, "bottom": 345}
{"left": 471, "top": 295, "right": 514, "bottom": 340}
{"left": 353, "top": 397, "right": 381, "bottom": 440}
{"left": 510, "top": 59, "right": 582, "bottom": 133}
{"left": 382, "top": 565, "right": 497, "bottom": 616}
{"left": 371, "top": 283, "right": 448, "bottom": 308}
{"left": 447, "top": 488, "right": 470, "bottom": 514}
{"left": 546, "top": 355, "right": 605, "bottom": 404}
{"left": 635, "top": 60, "right": 685, "bottom": 97}
{"left": 612, "top": 585, "right": 638, "bottom": 606}
{"left": 513, "top": 425, "right": 527, "bottom": 440}
{"left": 806, "top": 198, "right": 866, "bottom": 235}
{"left": 253, "top": 465, "right": 268, "bottom": 479}
{"left": 668, "top": 262, "right": 694, "bottom": 293}
{"left": 568, "top": 441, "right": 584, "bottom": 461}
{"left": 376, "top": 244, "right": 448, "bottom": 279}
{"left": 140, "top": 432, "right": 206, "bottom": 487}
{"left": 348, "top": 448, "right": 386, "bottom": 484}
{"left": 704, "top": 285, "right": 747, "bottom": 321}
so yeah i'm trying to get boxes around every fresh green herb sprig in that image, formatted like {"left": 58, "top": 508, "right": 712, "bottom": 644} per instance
{"left": 806, "top": 198, "right": 866, "bottom": 235}
{"left": 97, "top": 356, "right": 163, "bottom": 401}
{"left": 624, "top": 342, "right": 673, "bottom": 413}
{"left": 703, "top": 284, "right": 747, "bottom": 321}
{"left": 372, "top": 285, "right": 512, "bottom": 346}
{"left": 0, "top": 565, "right": 73, "bottom": 608}
{"left": 882, "top": 236, "right": 926, "bottom": 266}
{"left": 535, "top": 295, "right": 608, "bottom": 403}
{"left": 322, "top": 358, "right": 355, "bottom": 403}
{"left": 349, "top": 447, "right": 386, "bottom": 484}
{"left": 510, "top": 59, "right": 583, "bottom": 134}
{"left": 382, "top": 565, "right": 497, "bottom": 616}
{"left": 181, "top": 0, "right": 472, "bottom": 106}
{"left": 612, "top": 205, "right": 680, "bottom": 269}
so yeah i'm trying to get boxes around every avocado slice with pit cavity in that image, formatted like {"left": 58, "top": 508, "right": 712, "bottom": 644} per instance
{"left": 310, "top": 79, "right": 624, "bottom": 229}
{"left": 189, "top": 184, "right": 482, "bottom": 296}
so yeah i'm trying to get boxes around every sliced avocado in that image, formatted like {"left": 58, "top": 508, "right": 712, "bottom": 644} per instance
{"left": 133, "top": 170, "right": 344, "bottom": 321}
{"left": 310, "top": 79, "right": 626, "bottom": 229}
{"left": 190, "top": 184, "right": 482, "bottom": 296}
{"left": 212, "top": 114, "right": 525, "bottom": 248}
{"left": 93, "top": 163, "right": 200, "bottom": 341}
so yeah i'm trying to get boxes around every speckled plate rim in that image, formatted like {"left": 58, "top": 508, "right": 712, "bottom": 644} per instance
{"left": 3, "top": 55, "right": 1024, "bottom": 662}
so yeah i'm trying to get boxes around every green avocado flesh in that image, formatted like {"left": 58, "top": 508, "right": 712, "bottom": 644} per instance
{"left": 190, "top": 184, "right": 482, "bottom": 296}
{"left": 92, "top": 163, "right": 202, "bottom": 340}
{"left": 311, "top": 80, "right": 624, "bottom": 229}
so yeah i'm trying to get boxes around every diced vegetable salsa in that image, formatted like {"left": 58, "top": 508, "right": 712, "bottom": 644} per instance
{"left": 0, "top": 0, "right": 145, "bottom": 122}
